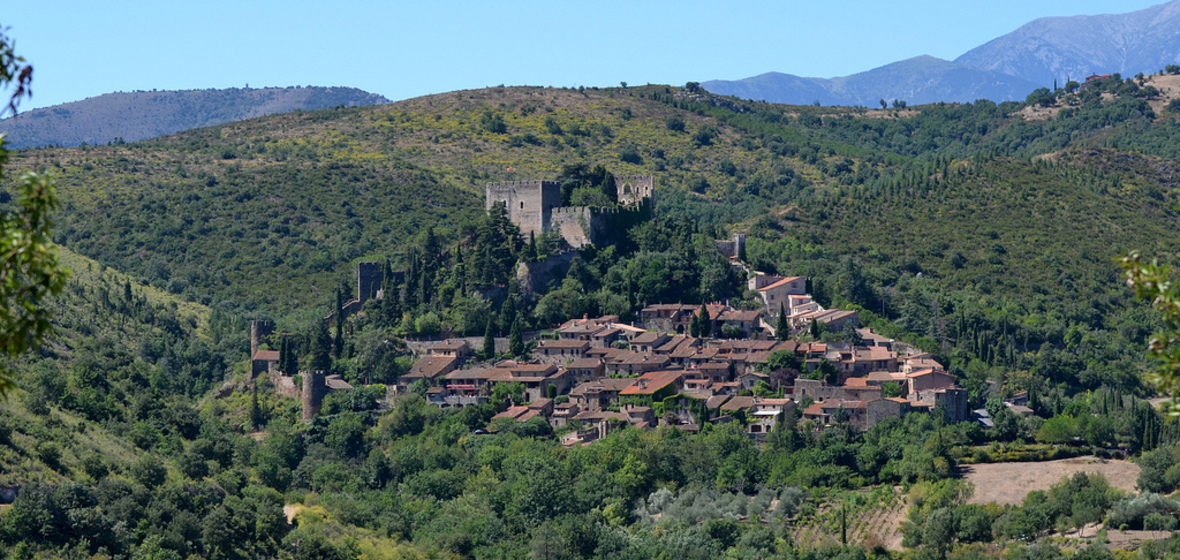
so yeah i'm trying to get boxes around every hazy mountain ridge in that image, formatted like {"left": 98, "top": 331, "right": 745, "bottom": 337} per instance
{"left": 703, "top": 56, "right": 1040, "bottom": 106}
{"left": 956, "top": 0, "right": 1180, "bottom": 87}
{"left": 706, "top": 0, "right": 1180, "bottom": 106}
{"left": 0, "top": 86, "right": 390, "bottom": 148}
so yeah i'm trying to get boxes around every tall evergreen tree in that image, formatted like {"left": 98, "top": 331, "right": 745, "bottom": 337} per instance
{"left": 249, "top": 382, "right": 262, "bottom": 431}
{"left": 776, "top": 303, "right": 790, "bottom": 341}
{"left": 698, "top": 303, "right": 712, "bottom": 337}
{"left": 509, "top": 316, "right": 525, "bottom": 358}
{"left": 500, "top": 298, "right": 516, "bottom": 336}
{"left": 310, "top": 319, "right": 333, "bottom": 373}
{"left": 482, "top": 316, "right": 496, "bottom": 360}
{"left": 283, "top": 336, "right": 299, "bottom": 375}
{"left": 334, "top": 287, "right": 345, "bottom": 359}
{"left": 278, "top": 337, "right": 289, "bottom": 374}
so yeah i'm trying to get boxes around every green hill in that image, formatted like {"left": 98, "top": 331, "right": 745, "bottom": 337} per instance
{"left": 5, "top": 81, "right": 1180, "bottom": 559}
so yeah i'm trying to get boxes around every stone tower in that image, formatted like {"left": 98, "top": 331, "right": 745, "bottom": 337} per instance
{"left": 485, "top": 180, "right": 562, "bottom": 237}
{"left": 250, "top": 320, "right": 274, "bottom": 358}
{"left": 356, "top": 261, "right": 383, "bottom": 304}
{"left": 614, "top": 175, "right": 654, "bottom": 206}
{"left": 302, "top": 370, "right": 327, "bottom": 422}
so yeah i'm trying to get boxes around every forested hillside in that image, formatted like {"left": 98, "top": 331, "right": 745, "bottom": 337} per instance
{"left": 6, "top": 76, "right": 1180, "bottom": 559}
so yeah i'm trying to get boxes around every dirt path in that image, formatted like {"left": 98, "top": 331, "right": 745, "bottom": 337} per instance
{"left": 283, "top": 504, "right": 302, "bottom": 524}
{"left": 960, "top": 456, "right": 1139, "bottom": 505}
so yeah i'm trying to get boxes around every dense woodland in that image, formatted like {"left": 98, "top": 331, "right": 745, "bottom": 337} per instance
{"left": 4, "top": 76, "right": 1180, "bottom": 558}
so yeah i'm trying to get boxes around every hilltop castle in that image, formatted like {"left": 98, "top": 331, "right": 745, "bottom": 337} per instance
{"left": 485, "top": 175, "right": 654, "bottom": 247}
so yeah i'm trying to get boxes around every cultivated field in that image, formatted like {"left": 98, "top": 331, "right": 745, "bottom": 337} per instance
{"left": 960, "top": 456, "right": 1140, "bottom": 505}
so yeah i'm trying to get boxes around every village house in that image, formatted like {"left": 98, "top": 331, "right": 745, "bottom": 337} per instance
{"left": 429, "top": 340, "right": 473, "bottom": 362}
{"left": 631, "top": 332, "right": 674, "bottom": 354}
{"left": 251, "top": 349, "right": 281, "bottom": 377}
{"left": 753, "top": 275, "right": 807, "bottom": 310}
{"left": 619, "top": 370, "right": 685, "bottom": 402}
{"left": 569, "top": 378, "right": 636, "bottom": 411}
{"left": 400, "top": 354, "right": 459, "bottom": 390}
{"left": 565, "top": 357, "right": 605, "bottom": 383}
{"left": 717, "top": 309, "right": 762, "bottom": 338}
{"left": 534, "top": 339, "right": 590, "bottom": 365}
{"left": 909, "top": 386, "right": 970, "bottom": 423}
{"left": 605, "top": 352, "right": 671, "bottom": 376}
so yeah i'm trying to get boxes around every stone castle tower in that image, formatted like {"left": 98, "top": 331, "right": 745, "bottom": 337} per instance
{"left": 356, "top": 261, "right": 383, "bottom": 304}
{"left": 250, "top": 320, "right": 274, "bottom": 358}
{"left": 485, "top": 180, "right": 563, "bottom": 238}
{"left": 486, "top": 175, "right": 653, "bottom": 248}
{"left": 302, "top": 370, "right": 327, "bottom": 422}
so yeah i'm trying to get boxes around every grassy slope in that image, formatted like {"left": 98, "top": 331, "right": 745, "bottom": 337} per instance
{"left": 0, "top": 246, "right": 216, "bottom": 487}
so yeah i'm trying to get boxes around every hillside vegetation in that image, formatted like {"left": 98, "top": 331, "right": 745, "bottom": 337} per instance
{"left": 6, "top": 79, "right": 1180, "bottom": 559}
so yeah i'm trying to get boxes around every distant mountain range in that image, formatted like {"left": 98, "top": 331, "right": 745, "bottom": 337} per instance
{"left": 705, "top": 0, "right": 1180, "bottom": 106}
{"left": 0, "top": 86, "right": 389, "bottom": 148}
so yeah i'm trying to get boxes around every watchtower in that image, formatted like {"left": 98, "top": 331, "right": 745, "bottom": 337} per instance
{"left": 486, "top": 180, "right": 562, "bottom": 237}
{"left": 302, "top": 370, "right": 327, "bottom": 422}
{"left": 250, "top": 320, "right": 274, "bottom": 358}
{"left": 357, "top": 262, "right": 383, "bottom": 303}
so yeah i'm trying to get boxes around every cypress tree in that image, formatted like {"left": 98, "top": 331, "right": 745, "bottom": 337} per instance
{"left": 310, "top": 319, "right": 333, "bottom": 373}
{"left": 698, "top": 303, "right": 711, "bottom": 338}
{"left": 509, "top": 317, "right": 525, "bottom": 358}
{"left": 334, "top": 287, "right": 345, "bottom": 358}
{"left": 482, "top": 316, "right": 496, "bottom": 360}
{"left": 278, "top": 337, "right": 289, "bottom": 374}
{"left": 776, "top": 303, "right": 790, "bottom": 341}
{"left": 249, "top": 382, "right": 262, "bottom": 431}
{"left": 500, "top": 298, "right": 516, "bottom": 335}
{"left": 284, "top": 336, "right": 299, "bottom": 375}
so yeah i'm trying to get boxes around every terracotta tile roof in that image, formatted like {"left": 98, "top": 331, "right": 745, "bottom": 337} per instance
{"left": 492, "top": 405, "right": 529, "bottom": 420}
{"left": 719, "top": 310, "right": 761, "bottom": 322}
{"left": 757, "top": 276, "right": 803, "bottom": 291}
{"left": 721, "top": 396, "right": 756, "bottom": 411}
{"left": 446, "top": 366, "right": 494, "bottom": 381}
{"left": 619, "top": 370, "right": 683, "bottom": 396}
{"left": 803, "top": 402, "right": 826, "bottom": 416}
{"left": 537, "top": 339, "right": 591, "bottom": 350}
{"left": 567, "top": 358, "right": 604, "bottom": 370}
{"left": 631, "top": 332, "right": 664, "bottom": 345}
{"left": 405, "top": 355, "right": 458, "bottom": 379}
{"left": 843, "top": 377, "right": 869, "bottom": 387}
{"left": 253, "top": 350, "right": 281, "bottom": 362}
{"left": 569, "top": 378, "right": 636, "bottom": 396}
{"left": 432, "top": 340, "right": 469, "bottom": 351}
{"left": 706, "top": 395, "right": 731, "bottom": 409}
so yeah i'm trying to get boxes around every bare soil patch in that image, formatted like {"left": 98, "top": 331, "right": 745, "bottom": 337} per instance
{"left": 960, "top": 456, "right": 1139, "bottom": 505}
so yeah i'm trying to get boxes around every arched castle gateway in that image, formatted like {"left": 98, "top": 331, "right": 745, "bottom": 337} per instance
{"left": 485, "top": 175, "right": 654, "bottom": 248}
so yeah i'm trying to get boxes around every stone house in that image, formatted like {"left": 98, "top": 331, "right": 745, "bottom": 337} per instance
{"left": 534, "top": 339, "right": 590, "bottom": 365}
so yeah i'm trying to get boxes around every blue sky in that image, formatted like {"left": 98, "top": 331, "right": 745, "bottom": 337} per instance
{"left": 4, "top": 0, "right": 1167, "bottom": 110}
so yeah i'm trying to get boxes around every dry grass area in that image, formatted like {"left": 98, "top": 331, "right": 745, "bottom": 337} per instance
{"left": 960, "top": 456, "right": 1140, "bottom": 506}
